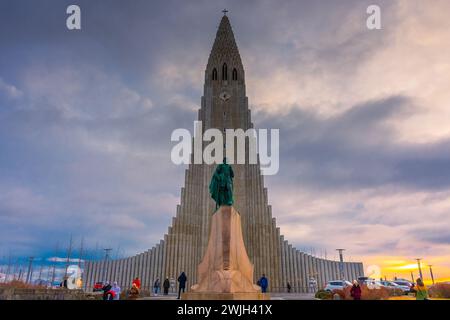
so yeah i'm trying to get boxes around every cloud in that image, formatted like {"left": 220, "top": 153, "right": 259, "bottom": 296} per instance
{"left": 0, "top": 77, "right": 22, "bottom": 99}
{"left": 256, "top": 96, "right": 450, "bottom": 192}
{"left": 47, "top": 257, "right": 84, "bottom": 263}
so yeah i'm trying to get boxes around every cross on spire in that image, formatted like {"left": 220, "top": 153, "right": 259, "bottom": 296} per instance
{"left": 222, "top": 9, "right": 228, "bottom": 15}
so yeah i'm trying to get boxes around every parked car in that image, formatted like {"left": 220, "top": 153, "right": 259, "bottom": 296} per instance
{"left": 392, "top": 280, "right": 413, "bottom": 293}
{"left": 380, "top": 281, "right": 409, "bottom": 295}
{"left": 93, "top": 281, "right": 104, "bottom": 292}
{"left": 324, "top": 280, "right": 352, "bottom": 292}
{"left": 358, "top": 277, "right": 375, "bottom": 284}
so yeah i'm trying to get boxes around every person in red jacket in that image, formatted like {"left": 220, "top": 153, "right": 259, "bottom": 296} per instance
{"left": 132, "top": 277, "right": 141, "bottom": 289}
{"left": 350, "top": 280, "right": 362, "bottom": 300}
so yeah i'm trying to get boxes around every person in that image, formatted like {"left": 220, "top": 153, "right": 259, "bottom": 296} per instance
{"left": 111, "top": 281, "right": 121, "bottom": 300}
{"left": 350, "top": 280, "right": 362, "bottom": 300}
{"left": 287, "top": 282, "right": 291, "bottom": 293}
{"left": 163, "top": 278, "right": 170, "bottom": 295}
{"left": 308, "top": 277, "right": 317, "bottom": 293}
{"left": 102, "top": 282, "right": 112, "bottom": 301}
{"left": 60, "top": 276, "right": 68, "bottom": 288}
{"left": 414, "top": 278, "right": 429, "bottom": 300}
{"left": 153, "top": 278, "right": 161, "bottom": 296}
{"left": 259, "top": 274, "right": 268, "bottom": 293}
{"left": 129, "top": 282, "right": 140, "bottom": 300}
{"left": 132, "top": 277, "right": 141, "bottom": 290}
{"left": 177, "top": 272, "right": 187, "bottom": 299}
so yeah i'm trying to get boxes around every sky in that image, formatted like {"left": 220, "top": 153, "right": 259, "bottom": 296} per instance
{"left": 1, "top": 0, "right": 450, "bottom": 284}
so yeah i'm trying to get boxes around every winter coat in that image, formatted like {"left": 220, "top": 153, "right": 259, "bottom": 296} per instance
{"left": 132, "top": 278, "right": 141, "bottom": 289}
{"left": 350, "top": 284, "right": 362, "bottom": 300}
{"left": 163, "top": 279, "right": 170, "bottom": 289}
{"left": 178, "top": 273, "right": 187, "bottom": 288}
{"left": 415, "top": 285, "right": 428, "bottom": 300}
{"left": 259, "top": 277, "right": 268, "bottom": 288}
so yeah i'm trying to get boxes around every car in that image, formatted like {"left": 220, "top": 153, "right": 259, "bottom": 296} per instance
{"left": 358, "top": 277, "right": 375, "bottom": 284}
{"left": 93, "top": 281, "right": 104, "bottom": 292}
{"left": 380, "top": 281, "right": 410, "bottom": 294}
{"left": 324, "top": 280, "right": 353, "bottom": 292}
{"left": 392, "top": 280, "right": 413, "bottom": 293}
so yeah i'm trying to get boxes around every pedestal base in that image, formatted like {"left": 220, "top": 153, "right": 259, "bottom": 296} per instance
{"left": 182, "top": 292, "right": 270, "bottom": 300}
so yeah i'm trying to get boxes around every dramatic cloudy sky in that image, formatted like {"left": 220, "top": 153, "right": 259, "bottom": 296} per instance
{"left": 1, "top": 0, "right": 449, "bottom": 282}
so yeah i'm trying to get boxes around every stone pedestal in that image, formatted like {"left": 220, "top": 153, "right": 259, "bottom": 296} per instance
{"left": 182, "top": 206, "right": 269, "bottom": 300}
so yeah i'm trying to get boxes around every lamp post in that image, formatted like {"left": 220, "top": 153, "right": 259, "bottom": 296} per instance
{"left": 26, "top": 256, "right": 34, "bottom": 284}
{"left": 428, "top": 265, "right": 435, "bottom": 285}
{"left": 102, "top": 248, "right": 112, "bottom": 282}
{"left": 415, "top": 258, "right": 423, "bottom": 280}
{"left": 336, "top": 249, "right": 345, "bottom": 280}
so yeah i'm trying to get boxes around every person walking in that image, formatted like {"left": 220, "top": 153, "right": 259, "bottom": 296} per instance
{"left": 129, "top": 282, "right": 140, "bottom": 300}
{"left": 153, "top": 278, "right": 161, "bottom": 296}
{"left": 163, "top": 278, "right": 170, "bottom": 295}
{"left": 177, "top": 272, "right": 187, "bottom": 299}
{"left": 414, "top": 278, "right": 429, "bottom": 300}
{"left": 258, "top": 274, "right": 268, "bottom": 293}
{"left": 101, "top": 282, "right": 112, "bottom": 301}
{"left": 111, "top": 281, "right": 121, "bottom": 300}
{"left": 132, "top": 276, "right": 141, "bottom": 290}
{"left": 287, "top": 282, "right": 292, "bottom": 293}
{"left": 350, "top": 280, "right": 362, "bottom": 300}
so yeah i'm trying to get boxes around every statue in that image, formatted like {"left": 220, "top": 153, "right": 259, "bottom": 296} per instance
{"left": 209, "top": 158, "right": 234, "bottom": 210}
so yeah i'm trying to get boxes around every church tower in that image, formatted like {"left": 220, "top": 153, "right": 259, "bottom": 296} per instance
{"left": 84, "top": 13, "right": 364, "bottom": 293}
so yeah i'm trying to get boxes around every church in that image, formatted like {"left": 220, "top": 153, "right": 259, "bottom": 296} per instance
{"left": 84, "top": 13, "right": 364, "bottom": 293}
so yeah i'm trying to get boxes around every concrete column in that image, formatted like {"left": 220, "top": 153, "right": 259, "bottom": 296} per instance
{"left": 300, "top": 252, "right": 307, "bottom": 292}
{"left": 149, "top": 248, "right": 155, "bottom": 289}
{"left": 124, "top": 258, "right": 129, "bottom": 288}
{"left": 314, "top": 258, "right": 320, "bottom": 289}
{"left": 162, "top": 236, "right": 168, "bottom": 282}
{"left": 288, "top": 244, "right": 294, "bottom": 292}
{"left": 159, "top": 240, "right": 165, "bottom": 285}
{"left": 96, "top": 260, "right": 103, "bottom": 283}
{"left": 272, "top": 217, "right": 280, "bottom": 291}
{"left": 141, "top": 251, "right": 148, "bottom": 290}
{"left": 110, "top": 259, "right": 116, "bottom": 283}
{"left": 167, "top": 225, "right": 174, "bottom": 279}
{"left": 262, "top": 188, "right": 270, "bottom": 286}
{"left": 186, "top": 167, "right": 194, "bottom": 288}
{"left": 144, "top": 251, "right": 151, "bottom": 290}
{"left": 296, "top": 253, "right": 302, "bottom": 292}
{"left": 279, "top": 236, "right": 286, "bottom": 292}
{"left": 291, "top": 250, "right": 297, "bottom": 292}
{"left": 118, "top": 259, "right": 124, "bottom": 289}
{"left": 156, "top": 244, "right": 161, "bottom": 287}
{"left": 324, "top": 260, "right": 330, "bottom": 284}
{"left": 84, "top": 261, "right": 91, "bottom": 291}
{"left": 91, "top": 261, "right": 98, "bottom": 285}
{"left": 344, "top": 263, "right": 350, "bottom": 281}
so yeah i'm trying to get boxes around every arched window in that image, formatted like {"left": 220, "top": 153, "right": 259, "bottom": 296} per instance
{"left": 232, "top": 68, "right": 238, "bottom": 81}
{"left": 222, "top": 63, "right": 228, "bottom": 81}
{"left": 212, "top": 68, "right": 217, "bottom": 81}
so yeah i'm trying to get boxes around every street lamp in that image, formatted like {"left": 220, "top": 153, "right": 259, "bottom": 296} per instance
{"left": 102, "top": 248, "right": 112, "bottom": 282}
{"left": 428, "top": 265, "right": 435, "bottom": 285}
{"left": 415, "top": 258, "right": 423, "bottom": 280}
{"left": 26, "top": 257, "right": 34, "bottom": 284}
{"left": 336, "top": 249, "right": 345, "bottom": 280}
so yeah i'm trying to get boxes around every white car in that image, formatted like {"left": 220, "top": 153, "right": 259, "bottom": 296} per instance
{"left": 324, "top": 280, "right": 352, "bottom": 292}
{"left": 380, "top": 281, "right": 409, "bottom": 294}
{"left": 392, "top": 280, "right": 413, "bottom": 293}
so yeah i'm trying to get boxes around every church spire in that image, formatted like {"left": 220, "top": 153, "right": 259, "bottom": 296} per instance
{"left": 207, "top": 13, "right": 243, "bottom": 73}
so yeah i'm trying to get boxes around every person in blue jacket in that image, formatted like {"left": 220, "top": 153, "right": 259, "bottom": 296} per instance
{"left": 258, "top": 274, "right": 268, "bottom": 293}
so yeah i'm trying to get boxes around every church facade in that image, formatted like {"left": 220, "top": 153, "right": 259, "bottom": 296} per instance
{"left": 84, "top": 15, "right": 364, "bottom": 293}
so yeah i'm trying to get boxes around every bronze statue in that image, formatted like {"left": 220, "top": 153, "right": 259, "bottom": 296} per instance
{"left": 209, "top": 158, "right": 234, "bottom": 210}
